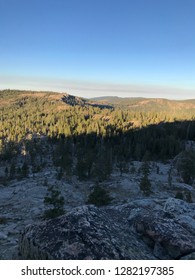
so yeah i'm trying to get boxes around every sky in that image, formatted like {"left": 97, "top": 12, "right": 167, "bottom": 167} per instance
{"left": 0, "top": 0, "right": 195, "bottom": 99}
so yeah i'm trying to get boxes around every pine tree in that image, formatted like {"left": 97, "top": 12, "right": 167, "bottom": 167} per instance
{"left": 21, "top": 162, "right": 29, "bottom": 177}
{"left": 93, "top": 147, "right": 112, "bottom": 181}
{"left": 4, "top": 166, "right": 8, "bottom": 178}
{"left": 139, "top": 162, "right": 151, "bottom": 196}
{"left": 168, "top": 168, "right": 172, "bottom": 187}
{"left": 176, "top": 151, "right": 195, "bottom": 184}
{"left": 43, "top": 185, "right": 65, "bottom": 219}
{"left": 9, "top": 162, "right": 16, "bottom": 179}
{"left": 185, "top": 191, "right": 193, "bottom": 203}
{"left": 75, "top": 154, "right": 87, "bottom": 180}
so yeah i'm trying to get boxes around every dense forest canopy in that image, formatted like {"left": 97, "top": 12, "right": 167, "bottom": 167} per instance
{"left": 1, "top": 89, "right": 195, "bottom": 142}
{"left": 0, "top": 90, "right": 195, "bottom": 178}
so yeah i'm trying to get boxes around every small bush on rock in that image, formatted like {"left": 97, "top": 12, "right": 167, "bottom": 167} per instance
{"left": 87, "top": 185, "right": 112, "bottom": 207}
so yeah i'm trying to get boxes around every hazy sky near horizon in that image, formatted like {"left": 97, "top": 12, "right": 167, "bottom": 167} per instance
{"left": 0, "top": 0, "right": 194, "bottom": 99}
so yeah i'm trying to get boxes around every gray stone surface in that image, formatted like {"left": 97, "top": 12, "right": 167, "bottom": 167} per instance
{"left": 1, "top": 159, "right": 195, "bottom": 260}
{"left": 129, "top": 208, "right": 195, "bottom": 259}
{"left": 17, "top": 205, "right": 156, "bottom": 260}
{"left": 17, "top": 198, "right": 195, "bottom": 260}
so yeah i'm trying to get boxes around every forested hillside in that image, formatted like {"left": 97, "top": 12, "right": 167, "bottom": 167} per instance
{"left": 1, "top": 89, "right": 195, "bottom": 163}
{"left": 1, "top": 89, "right": 195, "bottom": 140}
{"left": 0, "top": 89, "right": 195, "bottom": 181}
{"left": 91, "top": 96, "right": 195, "bottom": 112}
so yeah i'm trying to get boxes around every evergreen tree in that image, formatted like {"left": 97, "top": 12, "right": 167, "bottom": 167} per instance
{"left": 75, "top": 154, "right": 87, "bottom": 180}
{"left": 139, "top": 161, "right": 151, "bottom": 196}
{"left": 175, "top": 191, "right": 184, "bottom": 200}
{"left": 116, "top": 154, "right": 128, "bottom": 176}
{"left": 43, "top": 185, "right": 65, "bottom": 219}
{"left": 57, "top": 167, "right": 64, "bottom": 180}
{"left": 176, "top": 151, "right": 195, "bottom": 185}
{"left": 168, "top": 168, "right": 172, "bottom": 187}
{"left": 93, "top": 147, "right": 112, "bottom": 181}
{"left": 185, "top": 191, "right": 193, "bottom": 203}
{"left": 16, "top": 166, "right": 22, "bottom": 179}
{"left": 4, "top": 166, "right": 8, "bottom": 178}
{"left": 21, "top": 162, "right": 29, "bottom": 177}
{"left": 9, "top": 162, "right": 16, "bottom": 179}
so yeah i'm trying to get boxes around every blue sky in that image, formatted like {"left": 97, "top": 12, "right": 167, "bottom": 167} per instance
{"left": 0, "top": 0, "right": 194, "bottom": 99}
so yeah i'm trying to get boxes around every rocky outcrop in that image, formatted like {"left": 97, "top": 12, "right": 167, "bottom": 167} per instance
{"left": 17, "top": 205, "right": 155, "bottom": 260}
{"left": 61, "top": 93, "right": 113, "bottom": 109}
{"left": 61, "top": 94, "right": 86, "bottom": 107}
{"left": 17, "top": 198, "right": 195, "bottom": 260}
{"left": 129, "top": 210, "right": 195, "bottom": 259}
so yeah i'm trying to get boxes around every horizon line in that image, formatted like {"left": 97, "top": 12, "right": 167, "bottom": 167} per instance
{"left": 0, "top": 75, "right": 194, "bottom": 100}
{"left": 1, "top": 88, "right": 195, "bottom": 102}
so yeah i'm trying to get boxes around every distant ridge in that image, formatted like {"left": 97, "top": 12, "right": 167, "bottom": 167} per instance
{"left": 0, "top": 89, "right": 194, "bottom": 113}
{"left": 89, "top": 96, "right": 195, "bottom": 111}
{"left": 90, "top": 96, "right": 145, "bottom": 102}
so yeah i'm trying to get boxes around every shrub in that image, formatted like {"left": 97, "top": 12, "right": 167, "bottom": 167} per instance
{"left": 87, "top": 185, "right": 112, "bottom": 206}
{"left": 0, "top": 217, "right": 8, "bottom": 224}
{"left": 175, "top": 191, "right": 184, "bottom": 200}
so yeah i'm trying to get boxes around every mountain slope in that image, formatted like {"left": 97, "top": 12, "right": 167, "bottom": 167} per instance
{"left": 90, "top": 96, "right": 195, "bottom": 112}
